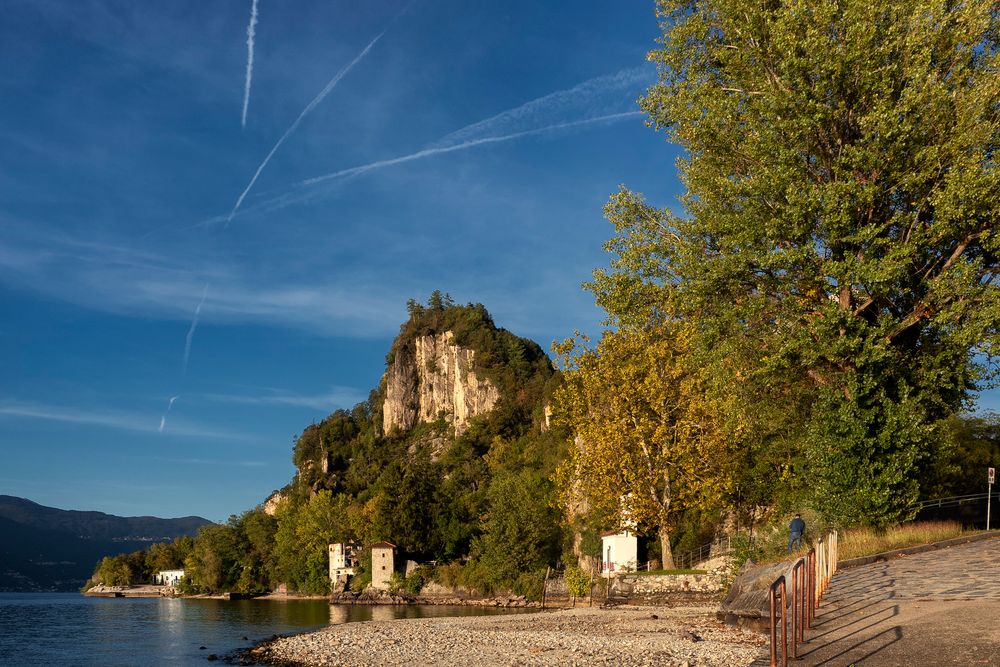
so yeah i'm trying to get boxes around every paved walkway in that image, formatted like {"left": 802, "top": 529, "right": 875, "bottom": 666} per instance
{"left": 770, "top": 535, "right": 1000, "bottom": 666}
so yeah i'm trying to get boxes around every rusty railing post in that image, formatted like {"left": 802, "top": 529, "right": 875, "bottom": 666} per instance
{"left": 769, "top": 533, "right": 837, "bottom": 666}
{"left": 806, "top": 549, "right": 816, "bottom": 629}
{"left": 769, "top": 575, "right": 788, "bottom": 667}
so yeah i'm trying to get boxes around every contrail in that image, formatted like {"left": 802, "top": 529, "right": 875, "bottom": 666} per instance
{"left": 158, "top": 395, "right": 180, "bottom": 433}
{"left": 300, "top": 112, "right": 644, "bottom": 188}
{"left": 226, "top": 30, "right": 385, "bottom": 226}
{"left": 241, "top": 0, "right": 260, "bottom": 129}
{"left": 434, "top": 66, "right": 653, "bottom": 148}
{"left": 183, "top": 285, "right": 209, "bottom": 375}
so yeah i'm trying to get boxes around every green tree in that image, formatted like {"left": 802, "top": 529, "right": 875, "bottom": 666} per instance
{"left": 95, "top": 555, "right": 133, "bottom": 586}
{"left": 273, "top": 490, "right": 354, "bottom": 594}
{"left": 184, "top": 523, "right": 243, "bottom": 592}
{"left": 921, "top": 412, "right": 1000, "bottom": 497}
{"left": 472, "top": 469, "right": 561, "bottom": 592}
{"left": 592, "top": 0, "right": 1000, "bottom": 527}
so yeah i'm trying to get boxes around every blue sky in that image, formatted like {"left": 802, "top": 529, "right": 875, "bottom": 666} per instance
{"left": 2, "top": 1, "right": 996, "bottom": 522}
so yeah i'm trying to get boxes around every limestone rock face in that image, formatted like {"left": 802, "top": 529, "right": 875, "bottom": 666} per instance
{"left": 262, "top": 490, "right": 287, "bottom": 517}
{"left": 382, "top": 331, "right": 501, "bottom": 435}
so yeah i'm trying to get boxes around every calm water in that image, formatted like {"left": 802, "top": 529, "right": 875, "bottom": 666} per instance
{"left": 0, "top": 593, "right": 530, "bottom": 666}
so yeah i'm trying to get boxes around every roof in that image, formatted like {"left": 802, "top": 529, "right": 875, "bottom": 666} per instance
{"left": 370, "top": 541, "right": 397, "bottom": 549}
{"left": 601, "top": 530, "right": 634, "bottom": 538}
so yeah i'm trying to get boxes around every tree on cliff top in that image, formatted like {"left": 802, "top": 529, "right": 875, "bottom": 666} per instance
{"left": 590, "top": 0, "right": 1000, "bottom": 526}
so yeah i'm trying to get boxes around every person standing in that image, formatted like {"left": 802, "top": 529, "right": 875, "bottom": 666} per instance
{"left": 788, "top": 513, "right": 806, "bottom": 553}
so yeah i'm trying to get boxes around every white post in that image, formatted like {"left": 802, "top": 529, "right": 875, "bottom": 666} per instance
{"left": 988, "top": 482, "right": 993, "bottom": 532}
{"left": 989, "top": 468, "right": 995, "bottom": 531}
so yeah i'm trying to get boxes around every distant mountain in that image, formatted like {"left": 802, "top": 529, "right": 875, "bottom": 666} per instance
{"left": 0, "top": 496, "right": 211, "bottom": 592}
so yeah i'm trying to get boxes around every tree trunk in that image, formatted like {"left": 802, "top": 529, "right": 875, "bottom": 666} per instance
{"left": 659, "top": 526, "right": 675, "bottom": 570}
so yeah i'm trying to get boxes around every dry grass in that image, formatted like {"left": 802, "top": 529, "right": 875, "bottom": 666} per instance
{"left": 837, "top": 520, "right": 975, "bottom": 561}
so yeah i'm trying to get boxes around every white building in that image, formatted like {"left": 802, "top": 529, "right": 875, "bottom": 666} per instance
{"left": 600, "top": 531, "right": 638, "bottom": 577}
{"left": 328, "top": 542, "right": 357, "bottom": 588}
{"left": 154, "top": 569, "right": 185, "bottom": 586}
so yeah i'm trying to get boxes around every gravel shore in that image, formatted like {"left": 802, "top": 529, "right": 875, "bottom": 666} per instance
{"left": 244, "top": 604, "right": 767, "bottom": 666}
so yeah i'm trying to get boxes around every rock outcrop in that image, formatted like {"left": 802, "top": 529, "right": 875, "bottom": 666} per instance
{"left": 383, "top": 331, "right": 500, "bottom": 435}
{"left": 262, "top": 490, "right": 287, "bottom": 517}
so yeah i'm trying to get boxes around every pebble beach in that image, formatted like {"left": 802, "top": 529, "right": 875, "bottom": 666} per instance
{"left": 244, "top": 604, "right": 767, "bottom": 667}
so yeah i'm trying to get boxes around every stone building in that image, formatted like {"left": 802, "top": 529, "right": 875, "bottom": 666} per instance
{"left": 328, "top": 542, "right": 358, "bottom": 589}
{"left": 370, "top": 542, "right": 397, "bottom": 590}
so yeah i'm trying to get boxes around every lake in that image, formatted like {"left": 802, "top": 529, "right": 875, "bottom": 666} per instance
{"left": 0, "top": 593, "right": 531, "bottom": 666}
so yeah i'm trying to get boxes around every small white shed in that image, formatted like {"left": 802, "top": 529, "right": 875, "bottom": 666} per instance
{"left": 600, "top": 531, "right": 638, "bottom": 577}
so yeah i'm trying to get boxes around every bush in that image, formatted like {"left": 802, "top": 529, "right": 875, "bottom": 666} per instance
{"left": 565, "top": 566, "right": 590, "bottom": 599}
{"left": 403, "top": 565, "right": 432, "bottom": 595}
{"left": 728, "top": 534, "right": 764, "bottom": 575}
{"left": 431, "top": 562, "right": 463, "bottom": 589}
{"left": 387, "top": 571, "right": 406, "bottom": 594}
{"left": 512, "top": 569, "right": 546, "bottom": 600}
{"left": 349, "top": 561, "right": 371, "bottom": 592}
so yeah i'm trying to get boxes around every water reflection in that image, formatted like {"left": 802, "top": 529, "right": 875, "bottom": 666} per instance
{"left": 0, "top": 594, "right": 535, "bottom": 667}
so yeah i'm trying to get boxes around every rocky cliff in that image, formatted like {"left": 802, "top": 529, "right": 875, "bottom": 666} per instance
{"left": 383, "top": 331, "right": 501, "bottom": 435}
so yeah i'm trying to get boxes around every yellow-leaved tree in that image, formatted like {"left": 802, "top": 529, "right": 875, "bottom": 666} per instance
{"left": 553, "top": 325, "right": 734, "bottom": 569}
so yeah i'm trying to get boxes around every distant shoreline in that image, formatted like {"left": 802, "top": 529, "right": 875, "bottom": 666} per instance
{"left": 81, "top": 584, "right": 544, "bottom": 607}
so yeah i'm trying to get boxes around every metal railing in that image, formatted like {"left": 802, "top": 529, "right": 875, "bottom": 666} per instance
{"left": 673, "top": 536, "right": 733, "bottom": 569}
{"left": 768, "top": 530, "right": 837, "bottom": 667}
{"left": 909, "top": 492, "right": 996, "bottom": 512}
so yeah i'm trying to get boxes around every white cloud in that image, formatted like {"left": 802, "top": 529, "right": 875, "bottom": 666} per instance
{"left": 201, "top": 386, "right": 367, "bottom": 411}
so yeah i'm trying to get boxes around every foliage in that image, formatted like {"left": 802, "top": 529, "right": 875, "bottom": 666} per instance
{"left": 564, "top": 566, "right": 590, "bottom": 599}
{"left": 349, "top": 552, "right": 372, "bottom": 593}
{"left": 920, "top": 412, "right": 1000, "bottom": 498}
{"left": 728, "top": 534, "right": 764, "bottom": 576}
{"left": 589, "top": 0, "right": 1000, "bottom": 528}
{"left": 471, "top": 469, "right": 563, "bottom": 592}
{"left": 273, "top": 491, "right": 353, "bottom": 594}
{"left": 402, "top": 565, "right": 432, "bottom": 596}
{"left": 553, "top": 325, "right": 734, "bottom": 568}
{"left": 86, "top": 536, "right": 195, "bottom": 589}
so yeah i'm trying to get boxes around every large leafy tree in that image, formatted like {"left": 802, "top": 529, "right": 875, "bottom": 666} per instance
{"left": 554, "top": 326, "right": 733, "bottom": 568}
{"left": 593, "top": 0, "right": 1000, "bottom": 526}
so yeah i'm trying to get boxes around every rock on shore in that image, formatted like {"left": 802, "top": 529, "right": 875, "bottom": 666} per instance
{"left": 246, "top": 604, "right": 766, "bottom": 666}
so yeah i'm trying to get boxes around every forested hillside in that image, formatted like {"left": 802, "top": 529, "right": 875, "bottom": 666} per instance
{"left": 89, "top": 297, "right": 569, "bottom": 596}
